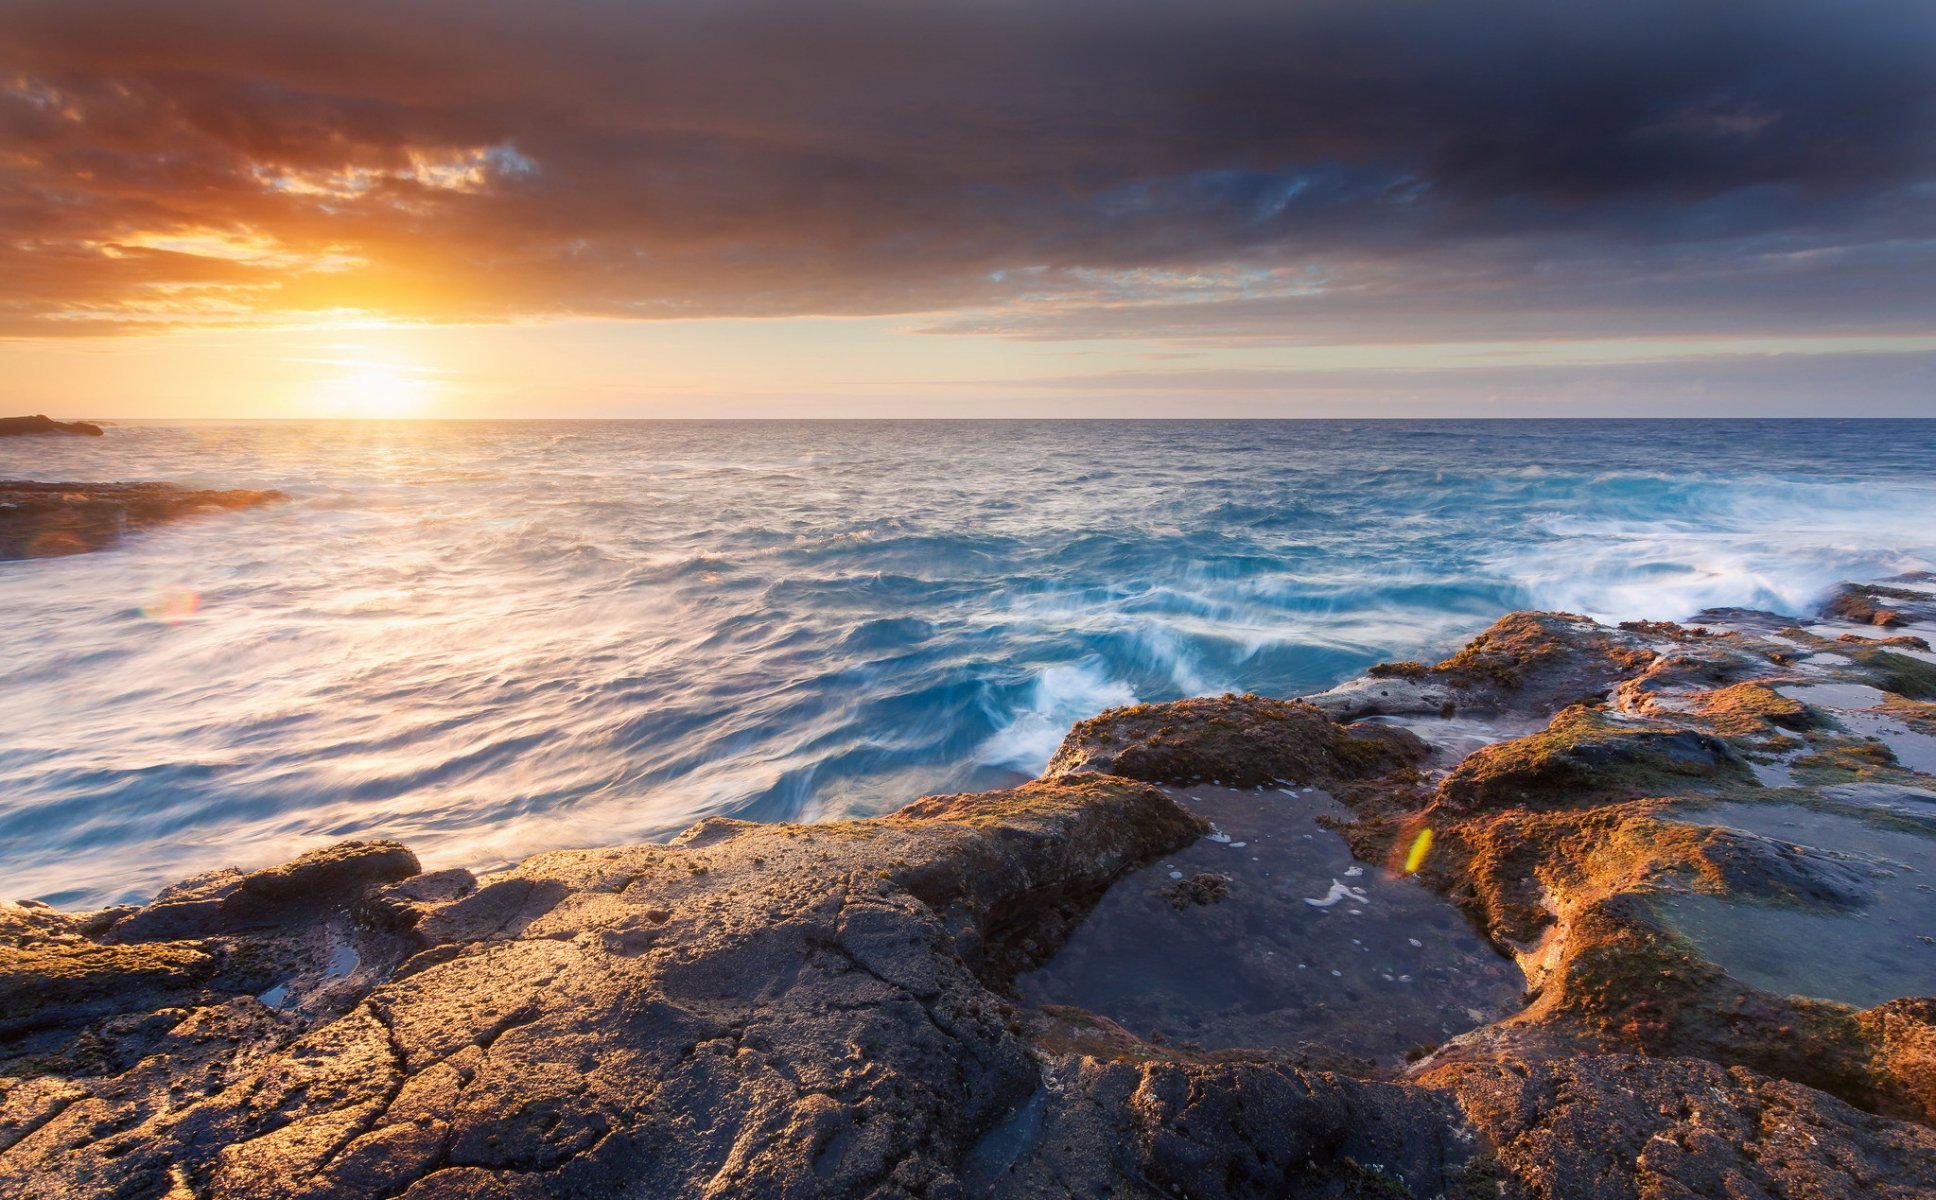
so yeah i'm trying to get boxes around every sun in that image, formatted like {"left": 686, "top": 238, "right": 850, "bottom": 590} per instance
{"left": 311, "top": 365, "right": 437, "bottom": 418}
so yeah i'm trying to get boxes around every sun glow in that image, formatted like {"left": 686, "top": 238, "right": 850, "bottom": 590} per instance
{"left": 309, "top": 361, "right": 439, "bottom": 417}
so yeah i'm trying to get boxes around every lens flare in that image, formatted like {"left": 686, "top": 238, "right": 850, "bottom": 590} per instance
{"left": 141, "top": 587, "right": 201, "bottom": 624}
{"left": 1402, "top": 827, "right": 1434, "bottom": 875}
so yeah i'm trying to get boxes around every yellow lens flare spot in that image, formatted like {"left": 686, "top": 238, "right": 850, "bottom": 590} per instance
{"left": 141, "top": 587, "right": 201, "bottom": 624}
{"left": 1402, "top": 827, "right": 1434, "bottom": 875}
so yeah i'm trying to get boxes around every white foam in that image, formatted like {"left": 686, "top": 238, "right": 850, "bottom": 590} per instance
{"left": 975, "top": 660, "right": 1136, "bottom": 772}
{"left": 1486, "top": 477, "right": 1936, "bottom": 623}
{"left": 1304, "top": 879, "right": 1371, "bottom": 908}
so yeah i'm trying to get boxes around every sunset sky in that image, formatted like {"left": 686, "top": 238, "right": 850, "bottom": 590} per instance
{"left": 4, "top": 0, "right": 1934, "bottom": 418}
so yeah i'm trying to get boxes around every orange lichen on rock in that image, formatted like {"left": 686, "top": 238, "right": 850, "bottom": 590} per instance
{"left": 1689, "top": 682, "right": 1816, "bottom": 738}
{"left": 1045, "top": 693, "right": 1426, "bottom": 788}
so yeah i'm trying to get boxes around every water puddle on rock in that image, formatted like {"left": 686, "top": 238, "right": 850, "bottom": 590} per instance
{"left": 1358, "top": 712, "right": 1550, "bottom": 772}
{"left": 1774, "top": 683, "right": 1936, "bottom": 776}
{"left": 1659, "top": 800, "right": 1936, "bottom": 1007}
{"left": 1837, "top": 713, "right": 1936, "bottom": 776}
{"left": 1014, "top": 786, "right": 1522, "bottom": 1067}
{"left": 1778, "top": 682, "right": 1889, "bottom": 709}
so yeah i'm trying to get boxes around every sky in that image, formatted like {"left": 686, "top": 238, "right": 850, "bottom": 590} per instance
{"left": 3, "top": 0, "right": 1934, "bottom": 418}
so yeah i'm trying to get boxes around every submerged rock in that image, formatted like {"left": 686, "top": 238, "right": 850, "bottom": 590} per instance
{"left": 5, "top": 595, "right": 1936, "bottom": 1196}
{"left": 0, "top": 480, "right": 286, "bottom": 560}
{"left": 0, "top": 415, "right": 102, "bottom": 438}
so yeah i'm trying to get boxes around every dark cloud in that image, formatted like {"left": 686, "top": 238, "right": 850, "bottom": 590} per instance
{"left": 1, "top": 0, "right": 1932, "bottom": 339}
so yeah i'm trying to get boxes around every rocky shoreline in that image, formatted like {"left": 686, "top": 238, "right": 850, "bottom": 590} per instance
{"left": 0, "top": 417, "right": 286, "bottom": 560}
{"left": 0, "top": 416, "right": 104, "bottom": 438}
{"left": 5, "top": 581, "right": 1936, "bottom": 1197}
{"left": 0, "top": 481, "right": 287, "bottom": 560}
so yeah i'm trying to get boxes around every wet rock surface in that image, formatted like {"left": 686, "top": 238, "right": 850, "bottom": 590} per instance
{"left": 0, "top": 415, "right": 103, "bottom": 437}
{"left": 1015, "top": 786, "right": 1523, "bottom": 1070}
{"left": 6, "top": 595, "right": 1936, "bottom": 1196}
{"left": 0, "top": 481, "right": 287, "bottom": 560}
{"left": 1820, "top": 578, "right": 1936, "bottom": 630}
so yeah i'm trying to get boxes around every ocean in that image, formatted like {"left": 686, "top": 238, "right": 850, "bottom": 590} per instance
{"left": 4, "top": 418, "right": 1934, "bottom": 906}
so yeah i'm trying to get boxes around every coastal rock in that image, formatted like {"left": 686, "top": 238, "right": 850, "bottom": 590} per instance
{"left": 0, "top": 778, "right": 1207, "bottom": 1198}
{"left": 6, "top": 601, "right": 1936, "bottom": 1197}
{"left": 1689, "top": 606, "right": 1804, "bottom": 633}
{"left": 0, "top": 415, "right": 103, "bottom": 437}
{"left": 1304, "top": 610, "right": 1661, "bottom": 719}
{"left": 1438, "top": 704, "right": 1749, "bottom": 810}
{"left": 1429, "top": 1055, "right": 1936, "bottom": 1200}
{"left": 1044, "top": 692, "right": 1427, "bottom": 788}
{"left": 1820, "top": 582, "right": 1936, "bottom": 629}
{"left": 979, "top": 1055, "right": 1484, "bottom": 1199}
{"left": 0, "top": 480, "right": 286, "bottom": 559}
{"left": 105, "top": 841, "right": 421, "bottom": 943}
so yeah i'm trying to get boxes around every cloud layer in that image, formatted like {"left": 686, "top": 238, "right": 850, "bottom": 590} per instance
{"left": 4, "top": 0, "right": 1933, "bottom": 341}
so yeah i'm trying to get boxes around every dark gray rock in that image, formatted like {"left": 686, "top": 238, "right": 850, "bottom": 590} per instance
{"left": 1430, "top": 1055, "right": 1936, "bottom": 1200}
{"left": 0, "top": 416, "right": 102, "bottom": 437}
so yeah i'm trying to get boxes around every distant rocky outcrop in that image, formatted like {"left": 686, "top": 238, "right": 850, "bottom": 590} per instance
{"left": 0, "top": 480, "right": 286, "bottom": 560}
{"left": 0, "top": 415, "right": 103, "bottom": 437}
{"left": 4, "top": 594, "right": 1936, "bottom": 1197}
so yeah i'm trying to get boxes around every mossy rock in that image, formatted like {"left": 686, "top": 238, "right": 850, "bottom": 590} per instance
{"left": 1690, "top": 682, "right": 1816, "bottom": 738}
{"left": 1439, "top": 705, "right": 1750, "bottom": 811}
{"left": 1861, "top": 649, "right": 1936, "bottom": 701}
{"left": 1046, "top": 693, "right": 1426, "bottom": 788}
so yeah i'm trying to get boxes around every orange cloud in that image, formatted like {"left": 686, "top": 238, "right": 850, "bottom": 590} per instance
{"left": 2, "top": 0, "right": 1934, "bottom": 343}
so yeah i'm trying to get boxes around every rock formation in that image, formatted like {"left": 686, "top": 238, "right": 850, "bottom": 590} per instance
{"left": 0, "top": 415, "right": 104, "bottom": 438}
{"left": 0, "top": 481, "right": 286, "bottom": 560}
{"left": 5, "top": 582, "right": 1936, "bottom": 1197}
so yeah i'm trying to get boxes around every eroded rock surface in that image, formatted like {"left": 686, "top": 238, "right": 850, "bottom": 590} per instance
{"left": 6, "top": 598, "right": 1936, "bottom": 1198}
{"left": 0, "top": 480, "right": 286, "bottom": 560}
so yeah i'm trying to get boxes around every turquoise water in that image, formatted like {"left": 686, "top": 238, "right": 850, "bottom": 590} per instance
{"left": 3, "top": 419, "right": 1934, "bottom": 905}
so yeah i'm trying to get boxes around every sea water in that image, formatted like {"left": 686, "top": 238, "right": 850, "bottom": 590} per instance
{"left": 3, "top": 418, "right": 1934, "bottom": 906}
